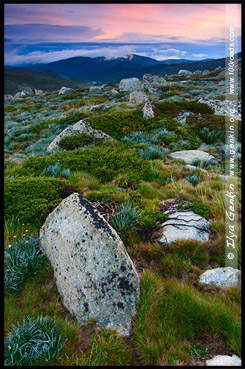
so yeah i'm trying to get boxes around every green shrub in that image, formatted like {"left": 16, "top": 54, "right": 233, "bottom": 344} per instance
{"left": 87, "top": 110, "right": 163, "bottom": 139}
{"left": 5, "top": 106, "right": 17, "bottom": 113}
{"left": 59, "top": 133, "right": 102, "bottom": 150}
{"left": 4, "top": 315, "right": 66, "bottom": 366}
{"left": 155, "top": 100, "right": 214, "bottom": 119}
{"left": 4, "top": 177, "right": 64, "bottom": 225}
{"left": 12, "top": 142, "right": 151, "bottom": 186}
{"left": 4, "top": 235, "right": 45, "bottom": 294}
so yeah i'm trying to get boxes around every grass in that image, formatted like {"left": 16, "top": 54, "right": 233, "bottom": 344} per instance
{"left": 133, "top": 270, "right": 241, "bottom": 365}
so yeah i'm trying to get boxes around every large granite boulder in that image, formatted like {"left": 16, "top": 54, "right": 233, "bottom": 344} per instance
{"left": 142, "top": 73, "right": 167, "bottom": 88}
{"left": 159, "top": 210, "right": 210, "bottom": 244}
{"left": 169, "top": 150, "right": 215, "bottom": 164}
{"left": 59, "top": 86, "right": 76, "bottom": 95}
{"left": 199, "top": 267, "right": 240, "bottom": 287}
{"left": 142, "top": 101, "right": 154, "bottom": 119}
{"left": 178, "top": 69, "right": 192, "bottom": 76}
{"left": 39, "top": 193, "right": 140, "bottom": 336}
{"left": 118, "top": 77, "right": 143, "bottom": 92}
{"left": 89, "top": 85, "right": 103, "bottom": 94}
{"left": 47, "top": 119, "right": 111, "bottom": 152}
{"left": 206, "top": 355, "right": 241, "bottom": 366}
{"left": 198, "top": 99, "right": 241, "bottom": 120}
{"left": 129, "top": 91, "right": 148, "bottom": 105}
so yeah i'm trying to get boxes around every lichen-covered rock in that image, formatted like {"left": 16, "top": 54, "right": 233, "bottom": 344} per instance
{"left": 206, "top": 354, "right": 241, "bottom": 366}
{"left": 47, "top": 119, "right": 111, "bottom": 152}
{"left": 129, "top": 91, "right": 148, "bottom": 105}
{"left": 39, "top": 193, "right": 140, "bottom": 336}
{"left": 199, "top": 267, "right": 240, "bottom": 287}
{"left": 58, "top": 86, "right": 76, "bottom": 95}
{"left": 198, "top": 98, "right": 241, "bottom": 120}
{"left": 118, "top": 77, "right": 143, "bottom": 92}
{"left": 159, "top": 210, "right": 210, "bottom": 244}
{"left": 142, "top": 73, "right": 167, "bottom": 88}
{"left": 89, "top": 85, "right": 103, "bottom": 94}
{"left": 142, "top": 101, "right": 154, "bottom": 119}
{"left": 178, "top": 69, "right": 192, "bottom": 76}
{"left": 169, "top": 150, "right": 215, "bottom": 164}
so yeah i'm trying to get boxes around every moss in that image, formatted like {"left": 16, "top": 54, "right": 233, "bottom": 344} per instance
{"left": 4, "top": 177, "right": 64, "bottom": 226}
{"left": 59, "top": 133, "right": 102, "bottom": 150}
{"left": 12, "top": 141, "right": 151, "bottom": 186}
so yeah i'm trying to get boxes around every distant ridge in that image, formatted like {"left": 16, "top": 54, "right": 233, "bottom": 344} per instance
{"left": 4, "top": 52, "right": 241, "bottom": 92}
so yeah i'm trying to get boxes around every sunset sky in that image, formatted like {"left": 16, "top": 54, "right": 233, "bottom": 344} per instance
{"left": 4, "top": 3, "right": 241, "bottom": 65}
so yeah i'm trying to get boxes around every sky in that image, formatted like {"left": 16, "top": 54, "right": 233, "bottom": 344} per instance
{"left": 4, "top": 3, "right": 241, "bottom": 66}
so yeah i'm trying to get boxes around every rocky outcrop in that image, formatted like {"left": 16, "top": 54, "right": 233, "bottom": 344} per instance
{"left": 143, "top": 73, "right": 167, "bottom": 88}
{"left": 193, "top": 70, "right": 203, "bottom": 75}
{"left": 178, "top": 69, "right": 192, "bottom": 76}
{"left": 199, "top": 267, "right": 240, "bottom": 287}
{"left": 39, "top": 193, "right": 140, "bottom": 336}
{"left": 129, "top": 91, "right": 148, "bottom": 105}
{"left": 206, "top": 355, "right": 241, "bottom": 366}
{"left": 159, "top": 210, "right": 210, "bottom": 244}
{"left": 89, "top": 86, "right": 103, "bottom": 94}
{"left": 142, "top": 101, "right": 154, "bottom": 119}
{"left": 58, "top": 86, "right": 76, "bottom": 95}
{"left": 47, "top": 119, "right": 111, "bottom": 152}
{"left": 118, "top": 78, "right": 143, "bottom": 92}
{"left": 169, "top": 150, "right": 215, "bottom": 164}
{"left": 198, "top": 99, "right": 241, "bottom": 120}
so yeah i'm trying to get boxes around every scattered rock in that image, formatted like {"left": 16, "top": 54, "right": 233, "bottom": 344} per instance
{"left": 118, "top": 77, "right": 143, "bottom": 92}
{"left": 34, "top": 89, "right": 43, "bottom": 95}
{"left": 178, "top": 69, "right": 192, "bottom": 76}
{"left": 111, "top": 88, "right": 119, "bottom": 95}
{"left": 186, "top": 164, "right": 197, "bottom": 171}
{"left": 47, "top": 119, "right": 111, "bottom": 152}
{"left": 89, "top": 85, "right": 103, "bottom": 94}
{"left": 142, "top": 101, "right": 154, "bottom": 119}
{"left": 159, "top": 210, "right": 210, "bottom": 244}
{"left": 199, "top": 267, "right": 240, "bottom": 287}
{"left": 193, "top": 70, "right": 203, "bottom": 75}
{"left": 169, "top": 150, "right": 215, "bottom": 164}
{"left": 129, "top": 91, "right": 148, "bottom": 105}
{"left": 4, "top": 94, "right": 13, "bottom": 101}
{"left": 174, "top": 111, "right": 194, "bottom": 125}
{"left": 202, "top": 69, "right": 210, "bottom": 76}
{"left": 142, "top": 73, "right": 167, "bottom": 88}
{"left": 59, "top": 86, "right": 76, "bottom": 95}
{"left": 39, "top": 193, "right": 140, "bottom": 336}
{"left": 198, "top": 98, "right": 241, "bottom": 120}
{"left": 206, "top": 354, "right": 241, "bottom": 366}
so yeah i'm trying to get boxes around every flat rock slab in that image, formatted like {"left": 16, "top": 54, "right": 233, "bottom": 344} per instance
{"left": 159, "top": 210, "right": 210, "bottom": 244}
{"left": 169, "top": 150, "right": 215, "bottom": 164}
{"left": 39, "top": 193, "right": 140, "bottom": 336}
{"left": 199, "top": 267, "right": 240, "bottom": 287}
{"left": 206, "top": 354, "right": 241, "bottom": 366}
{"left": 47, "top": 119, "right": 111, "bottom": 152}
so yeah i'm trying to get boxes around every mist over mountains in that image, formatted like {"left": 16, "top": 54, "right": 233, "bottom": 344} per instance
{"left": 4, "top": 53, "right": 241, "bottom": 94}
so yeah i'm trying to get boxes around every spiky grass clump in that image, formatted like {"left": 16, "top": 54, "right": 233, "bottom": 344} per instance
{"left": 4, "top": 315, "right": 66, "bottom": 366}
{"left": 43, "top": 162, "right": 70, "bottom": 179}
{"left": 111, "top": 201, "right": 142, "bottom": 233}
{"left": 186, "top": 175, "right": 199, "bottom": 186}
{"left": 4, "top": 236, "right": 45, "bottom": 295}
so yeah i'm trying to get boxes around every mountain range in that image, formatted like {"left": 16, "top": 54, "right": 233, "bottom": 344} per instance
{"left": 4, "top": 52, "right": 241, "bottom": 94}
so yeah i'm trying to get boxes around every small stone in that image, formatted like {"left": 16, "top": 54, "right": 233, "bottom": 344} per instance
{"left": 206, "top": 354, "right": 241, "bottom": 366}
{"left": 142, "top": 101, "right": 154, "bottom": 119}
{"left": 169, "top": 150, "right": 215, "bottom": 164}
{"left": 199, "top": 267, "right": 240, "bottom": 287}
{"left": 58, "top": 87, "right": 76, "bottom": 95}
{"left": 159, "top": 210, "right": 210, "bottom": 244}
